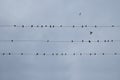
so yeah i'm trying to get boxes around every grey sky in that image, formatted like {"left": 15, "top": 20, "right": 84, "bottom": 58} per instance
{"left": 0, "top": 0, "right": 120, "bottom": 80}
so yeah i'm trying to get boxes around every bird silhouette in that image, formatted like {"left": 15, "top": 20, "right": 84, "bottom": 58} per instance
{"left": 90, "top": 31, "right": 93, "bottom": 35}
{"left": 79, "top": 12, "right": 82, "bottom": 16}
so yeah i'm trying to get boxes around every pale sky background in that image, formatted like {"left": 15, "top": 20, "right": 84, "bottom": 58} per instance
{"left": 0, "top": 0, "right": 120, "bottom": 80}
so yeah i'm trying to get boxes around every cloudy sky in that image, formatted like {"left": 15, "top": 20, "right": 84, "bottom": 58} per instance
{"left": 0, "top": 0, "right": 120, "bottom": 80}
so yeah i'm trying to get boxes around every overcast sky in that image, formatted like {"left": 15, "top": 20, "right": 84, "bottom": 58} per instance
{"left": 0, "top": 0, "right": 120, "bottom": 80}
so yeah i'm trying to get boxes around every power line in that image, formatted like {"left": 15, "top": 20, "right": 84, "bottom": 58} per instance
{"left": 0, "top": 39, "right": 118, "bottom": 43}
{"left": 0, "top": 25, "right": 119, "bottom": 28}
{"left": 0, "top": 52, "right": 120, "bottom": 56}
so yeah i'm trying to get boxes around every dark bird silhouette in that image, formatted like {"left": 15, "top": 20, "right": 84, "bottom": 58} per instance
{"left": 90, "top": 31, "right": 93, "bottom": 35}
{"left": 71, "top": 40, "right": 74, "bottom": 42}
{"left": 21, "top": 53, "right": 23, "bottom": 55}
{"left": 22, "top": 25, "right": 24, "bottom": 28}
{"left": 2, "top": 53, "right": 5, "bottom": 55}
{"left": 112, "top": 25, "right": 114, "bottom": 27}
{"left": 60, "top": 25, "right": 62, "bottom": 27}
{"left": 11, "top": 40, "right": 13, "bottom": 42}
{"left": 81, "top": 25, "right": 84, "bottom": 28}
{"left": 9, "top": 53, "right": 11, "bottom": 55}
{"left": 31, "top": 25, "right": 33, "bottom": 27}
{"left": 88, "top": 40, "right": 91, "bottom": 43}
{"left": 14, "top": 25, "right": 16, "bottom": 27}
{"left": 79, "top": 12, "right": 82, "bottom": 16}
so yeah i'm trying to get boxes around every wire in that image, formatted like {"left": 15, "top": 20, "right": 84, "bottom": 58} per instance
{"left": 0, "top": 39, "right": 117, "bottom": 43}
{"left": 0, "top": 25, "right": 120, "bottom": 28}
{"left": 0, "top": 52, "right": 120, "bottom": 56}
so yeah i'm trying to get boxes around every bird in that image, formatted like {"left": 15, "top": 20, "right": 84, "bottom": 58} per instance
{"left": 81, "top": 25, "right": 84, "bottom": 28}
{"left": 102, "top": 53, "right": 105, "bottom": 55}
{"left": 114, "top": 53, "right": 117, "bottom": 55}
{"left": 94, "top": 53, "right": 96, "bottom": 55}
{"left": 43, "top": 53, "right": 46, "bottom": 55}
{"left": 61, "top": 53, "right": 64, "bottom": 55}
{"left": 95, "top": 25, "right": 97, "bottom": 28}
{"left": 80, "top": 53, "right": 82, "bottom": 55}
{"left": 21, "top": 53, "right": 23, "bottom": 55}
{"left": 88, "top": 40, "right": 91, "bottom": 43}
{"left": 73, "top": 53, "right": 75, "bottom": 55}
{"left": 31, "top": 25, "right": 33, "bottom": 27}
{"left": 90, "top": 31, "right": 93, "bottom": 35}
{"left": 71, "top": 40, "right": 74, "bottom": 42}
{"left": 90, "top": 53, "right": 92, "bottom": 56}
{"left": 112, "top": 25, "right": 114, "bottom": 27}
{"left": 56, "top": 53, "right": 58, "bottom": 55}
{"left": 22, "top": 25, "right": 24, "bottom": 28}
{"left": 97, "top": 40, "right": 99, "bottom": 42}
{"left": 11, "top": 40, "right": 13, "bottom": 42}
{"left": 2, "top": 53, "right": 5, "bottom": 55}
{"left": 79, "top": 12, "right": 82, "bottom": 16}
{"left": 36, "top": 25, "right": 39, "bottom": 27}
{"left": 9, "top": 53, "right": 11, "bottom": 55}
{"left": 73, "top": 25, "right": 75, "bottom": 28}
{"left": 47, "top": 40, "right": 49, "bottom": 42}
{"left": 14, "top": 25, "right": 16, "bottom": 27}
{"left": 60, "top": 25, "right": 62, "bottom": 27}
{"left": 52, "top": 53, "right": 54, "bottom": 55}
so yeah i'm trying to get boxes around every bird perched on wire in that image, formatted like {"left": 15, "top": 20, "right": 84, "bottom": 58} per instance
{"left": 79, "top": 12, "right": 82, "bottom": 16}
{"left": 90, "top": 31, "right": 93, "bottom": 35}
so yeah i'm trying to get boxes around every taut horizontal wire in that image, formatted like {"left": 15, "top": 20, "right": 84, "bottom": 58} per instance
{"left": 0, "top": 52, "right": 120, "bottom": 56}
{"left": 0, "top": 25, "right": 120, "bottom": 28}
{"left": 0, "top": 40, "right": 118, "bottom": 43}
